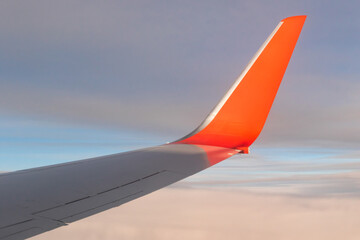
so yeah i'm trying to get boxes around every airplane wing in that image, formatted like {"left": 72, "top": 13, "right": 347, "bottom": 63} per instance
{"left": 0, "top": 16, "right": 306, "bottom": 240}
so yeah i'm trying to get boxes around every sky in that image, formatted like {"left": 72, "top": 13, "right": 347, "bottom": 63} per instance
{"left": 0, "top": 0, "right": 360, "bottom": 239}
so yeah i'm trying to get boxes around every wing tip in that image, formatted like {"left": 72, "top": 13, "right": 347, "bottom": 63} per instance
{"left": 281, "top": 15, "right": 307, "bottom": 23}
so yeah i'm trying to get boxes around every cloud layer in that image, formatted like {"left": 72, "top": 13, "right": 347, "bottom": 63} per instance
{"left": 32, "top": 187, "right": 360, "bottom": 240}
{"left": 30, "top": 147, "right": 360, "bottom": 240}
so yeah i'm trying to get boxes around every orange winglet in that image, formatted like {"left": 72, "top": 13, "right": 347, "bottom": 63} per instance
{"left": 175, "top": 16, "right": 306, "bottom": 151}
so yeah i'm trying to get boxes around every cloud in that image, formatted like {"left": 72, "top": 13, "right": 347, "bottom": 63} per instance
{"left": 32, "top": 187, "right": 360, "bottom": 240}
{"left": 256, "top": 74, "right": 360, "bottom": 148}
{"left": 0, "top": 82, "right": 199, "bottom": 136}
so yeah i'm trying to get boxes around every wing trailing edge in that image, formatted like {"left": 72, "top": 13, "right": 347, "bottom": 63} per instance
{"left": 176, "top": 15, "right": 306, "bottom": 152}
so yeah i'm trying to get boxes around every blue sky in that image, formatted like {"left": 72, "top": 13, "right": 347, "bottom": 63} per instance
{"left": 0, "top": 0, "right": 359, "bottom": 197}
{"left": 0, "top": 115, "right": 165, "bottom": 170}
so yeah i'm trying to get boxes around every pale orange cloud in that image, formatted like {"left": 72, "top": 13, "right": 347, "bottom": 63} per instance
{"left": 32, "top": 187, "right": 360, "bottom": 240}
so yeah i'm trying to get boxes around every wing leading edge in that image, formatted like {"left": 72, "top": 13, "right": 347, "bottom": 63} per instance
{"left": 0, "top": 16, "right": 305, "bottom": 240}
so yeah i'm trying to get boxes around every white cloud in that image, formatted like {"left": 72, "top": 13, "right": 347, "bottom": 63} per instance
{"left": 32, "top": 187, "right": 360, "bottom": 240}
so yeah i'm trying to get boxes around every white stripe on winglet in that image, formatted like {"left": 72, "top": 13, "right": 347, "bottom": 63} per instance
{"left": 178, "top": 21, "right": 284, "bottom": 141}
